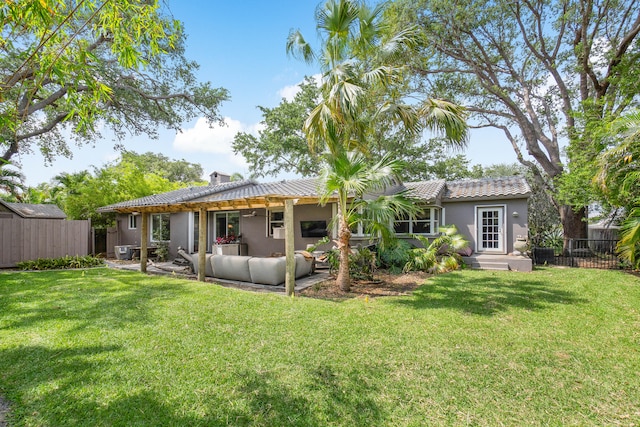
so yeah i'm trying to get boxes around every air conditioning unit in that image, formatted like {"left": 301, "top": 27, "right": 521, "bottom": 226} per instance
{"left": 273, "top": 227, "right": 286, "bottom": 240}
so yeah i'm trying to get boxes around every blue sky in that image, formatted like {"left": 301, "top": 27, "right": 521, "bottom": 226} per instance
{"left": 18, "top": 0, "right": 517, "bottom": 186}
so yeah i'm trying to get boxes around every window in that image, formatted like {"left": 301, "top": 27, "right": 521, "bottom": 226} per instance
{"left": 268, "top": 209, "right": 284, "bottom": 236}
{"left": 394, "top": 207, "right": 440, "bottom": 235}
{"left": 350, "top": 206, "right": 369, "bottom": 237}
{"left": 214, "top": 212, "right": 240, "bottom": 243}
{"left": 192, "top": 211, "right": 200, "bottom": 252}
{"left": 150, "top": 213, "right": 170, "bottom": 242}
{"left": 128, "top": 214, "right": 138, "bottom": 229}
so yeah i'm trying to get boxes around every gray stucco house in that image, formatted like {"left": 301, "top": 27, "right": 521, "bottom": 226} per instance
{"left": 98, "top": 172, "right": 532, "bottom": 271}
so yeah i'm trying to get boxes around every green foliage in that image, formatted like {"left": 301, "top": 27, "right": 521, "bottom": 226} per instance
{"left": 326, "top": 246, "right": 377, "bottom": 281}
{"left": 389, "top": 0, "right": 640, "bottom": 239}
{"left": 617, "top": 207, "right": 640, "bottom": 269}
{"left": 596, "top": 109, "right": 640, "bottom": 212}
{"left": 0, "top": 0, "right": 228, "bottom": 170}
{"left": 404, "top": 225, "right": 469, "bottom": 273}
{"left": 536, "top": 226, "right": 564, "bottom": 256}
{"left": 288, "top": 0, "right": 467, "bottom": 291}
{"left": 51, "top": 151, "right": 205, "bottom": 228}
{"left": 155, "top": 241, "right": 170, "bottom": 262}
{"left": 233, "top": 77, "right": 323, "bottom": 178}
{"left": 305, "top": 236, "right": 331, "bottom": 253}
{"left": 16, "top": 255, "right": 104, "bottom": 271}
{"left": 377, "top": 239, "right": 413, "bottom": 273}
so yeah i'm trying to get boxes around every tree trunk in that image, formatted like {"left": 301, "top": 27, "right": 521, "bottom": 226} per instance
{"left": 559, "top": 205, "right": 588, "bottom": 254}
{"left": 335, "top": 204, "right": 352, "bottom": 292}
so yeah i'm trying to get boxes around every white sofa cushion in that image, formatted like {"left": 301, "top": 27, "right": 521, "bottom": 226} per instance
{"left": 210, "top": 255, "right": 253, "bottom": 282}
{"left": 248, "top": 257, "right": 287, "bottom": 285}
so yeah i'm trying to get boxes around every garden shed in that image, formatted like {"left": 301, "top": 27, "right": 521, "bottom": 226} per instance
{"left": 0, "top": 201, "right": 91, "bottom": 268}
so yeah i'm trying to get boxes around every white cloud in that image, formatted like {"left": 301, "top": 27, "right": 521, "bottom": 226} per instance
{"left": 173, "top": 117, "right": 262, "bottom": 170}
{"left": 277, "top": 73, "right": 322, "bottom": 101}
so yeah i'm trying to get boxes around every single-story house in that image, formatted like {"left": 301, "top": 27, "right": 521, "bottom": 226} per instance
{"left": 97, "top": 172, "right": 532, "bottom": 272}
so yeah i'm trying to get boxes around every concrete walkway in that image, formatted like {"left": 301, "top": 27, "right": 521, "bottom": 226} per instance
{"left": 105, "top": 260, "right": 331, "bottom": 294}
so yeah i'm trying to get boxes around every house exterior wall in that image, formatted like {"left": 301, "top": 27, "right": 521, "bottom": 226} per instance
{"left": 238, "top": 204, "right": 333, "bottom": 257}
{"left": 169, "top": 212, "right": 189, "bottom": 257}
{"left": 443, "top": 198, "right": 529, "bottom": 254}
{"left": 114, "top": 205, "right": 334, "bottom": 259}
{"left": 112, "top": 197, "right": 529, "bottom": 259}
{"left": 116, "top": 214, "right": 140, "bottom": 248}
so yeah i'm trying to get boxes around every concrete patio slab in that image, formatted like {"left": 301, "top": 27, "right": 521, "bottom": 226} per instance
{"left": 105, "top": 260, "right": 331, "bottom": 294}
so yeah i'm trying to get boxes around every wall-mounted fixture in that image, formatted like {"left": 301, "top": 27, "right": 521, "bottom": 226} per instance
{"left": 512, "top": 211, "right": 519, "bottom": 217}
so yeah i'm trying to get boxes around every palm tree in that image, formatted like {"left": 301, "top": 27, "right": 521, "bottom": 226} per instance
{"left": 287, "top": 0, "right": 468, "bottom": 157}
{"left": 0, "top": 163, "right": 26, "bottom": 199}
{"left": 287, "top": 0, "right": 469, "bottom": 289}
{"left": 618, "top": 207, "right": 640, "bottom": 269}
{"left": 319, "top": 149, "right": 420, "bottom": 290}
{"left": 597, "top": 110, "right": 640, "bottom": 268}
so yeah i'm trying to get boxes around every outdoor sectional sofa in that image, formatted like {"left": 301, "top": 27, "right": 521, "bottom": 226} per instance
{"left": 178, "top": 250, "right": 314, "bottom": 286}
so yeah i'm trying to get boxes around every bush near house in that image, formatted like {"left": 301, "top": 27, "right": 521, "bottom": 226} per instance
{"left": 16, "top": 255, "right": 104, "bottom": 271}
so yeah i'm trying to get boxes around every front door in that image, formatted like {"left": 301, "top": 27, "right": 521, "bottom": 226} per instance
{"left": 477, "top": 206, "right": 505, "bottom": 253}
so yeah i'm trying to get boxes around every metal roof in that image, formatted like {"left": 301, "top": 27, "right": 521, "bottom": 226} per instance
{"left": 96, "top": 180, "right": 256, "bottom": 212}
{"left": 190, "top": 178, "right": 322, "bottom": 203}
{"left": 97, "top": 176, "right": 531, "bottom": 213}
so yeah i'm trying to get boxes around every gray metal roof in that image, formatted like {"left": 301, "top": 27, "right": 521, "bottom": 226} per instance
{"left": 96, "top": 180, "right": 256, "bottom": 212}
{"left": 0, "top": 201, "right": 67, "bottom": 219}
{"left": 444, "top": 176, "right": 531, "bottom": 200}
{"left": 190, "top": 178, "right": 322, "bottom": 203}
{"left": 97, "top": 176, "right": 531, "bottom": 213}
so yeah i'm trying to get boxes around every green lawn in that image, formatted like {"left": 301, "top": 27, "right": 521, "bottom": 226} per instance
{"left": 0, "top": 267, "right": 639, "bottom": 426}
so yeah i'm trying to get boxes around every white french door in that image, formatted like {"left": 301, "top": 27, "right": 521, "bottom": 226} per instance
{"left": 477, "top": 206, "right": 505, "bottom": 253}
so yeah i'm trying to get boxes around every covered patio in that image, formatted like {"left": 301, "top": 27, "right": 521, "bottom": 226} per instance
{"left": 99, "top": 179, "right": 339, "bottom": 296}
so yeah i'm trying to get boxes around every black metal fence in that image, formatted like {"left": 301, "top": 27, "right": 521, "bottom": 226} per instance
{"left": 532, "top": 239, "right": 631, "bottom": 270}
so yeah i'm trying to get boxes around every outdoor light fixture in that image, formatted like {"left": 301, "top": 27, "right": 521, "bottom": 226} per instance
{"left": 512, "top": 211, "right": 519, "bottom": 217}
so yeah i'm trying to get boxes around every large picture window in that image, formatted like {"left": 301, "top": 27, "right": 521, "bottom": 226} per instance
{"left": 150, "top": 213, "right": 170, "bottom": 242}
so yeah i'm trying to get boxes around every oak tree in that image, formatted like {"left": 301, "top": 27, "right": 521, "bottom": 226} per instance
{"left": 1, "top": 0, "right": 228, "bottom": 176}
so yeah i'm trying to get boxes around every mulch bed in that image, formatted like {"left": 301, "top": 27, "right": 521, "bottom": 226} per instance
{"left": 300, "top": 270, "right": 431, "bottom": 300}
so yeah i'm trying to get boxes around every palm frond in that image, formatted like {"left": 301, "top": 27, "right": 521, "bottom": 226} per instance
{"left": 617, "top": 207, "right": 640, "bottom": 268}
{"left": 285, "top": 29, "right": 315, "bottom": 64}
{"left": 419, "top": 98, "right": 469, "bottom": 148}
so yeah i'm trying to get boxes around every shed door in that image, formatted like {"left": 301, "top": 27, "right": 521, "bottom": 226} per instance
{"left": 477, "top": 207, "right": 504, "bottom": 253}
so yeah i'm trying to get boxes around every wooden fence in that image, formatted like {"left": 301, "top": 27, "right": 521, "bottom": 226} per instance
{"left": 0, "top": 218, "right": 91, "bottom": 268}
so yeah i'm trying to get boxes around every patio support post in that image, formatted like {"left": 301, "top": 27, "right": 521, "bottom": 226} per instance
{"left": 284, "top": 199, "right": 295, "bottom": 296}
{"left": 140, "top": 212, "right": 148, "bottom": 273}
{"left": 198, "top": 207, "right": 207, "bottom": 282}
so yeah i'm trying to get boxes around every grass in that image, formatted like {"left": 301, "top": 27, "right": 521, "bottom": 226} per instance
{"left": 0, "top": 267, "right": 639, "bottom": 426}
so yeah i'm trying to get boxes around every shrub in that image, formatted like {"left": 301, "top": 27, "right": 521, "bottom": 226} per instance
{"left": 404, "top": 225, "right": 469, "bottom": 274}
{"left": 325, "top": 246, "right": 377, "bottom": 281}
{"left": 378, "top": 239, "right": 413, "bottom": 273}
{"left": 155, "top": 241, "right": 170, "bottom": 262}
{"left": 17, "top": 255, "right": 105, "bottom": 271}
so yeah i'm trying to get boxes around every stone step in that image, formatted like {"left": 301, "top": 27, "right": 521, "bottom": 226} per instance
{"left": 470, "top": 261, "right": 510, "bottom": 271}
